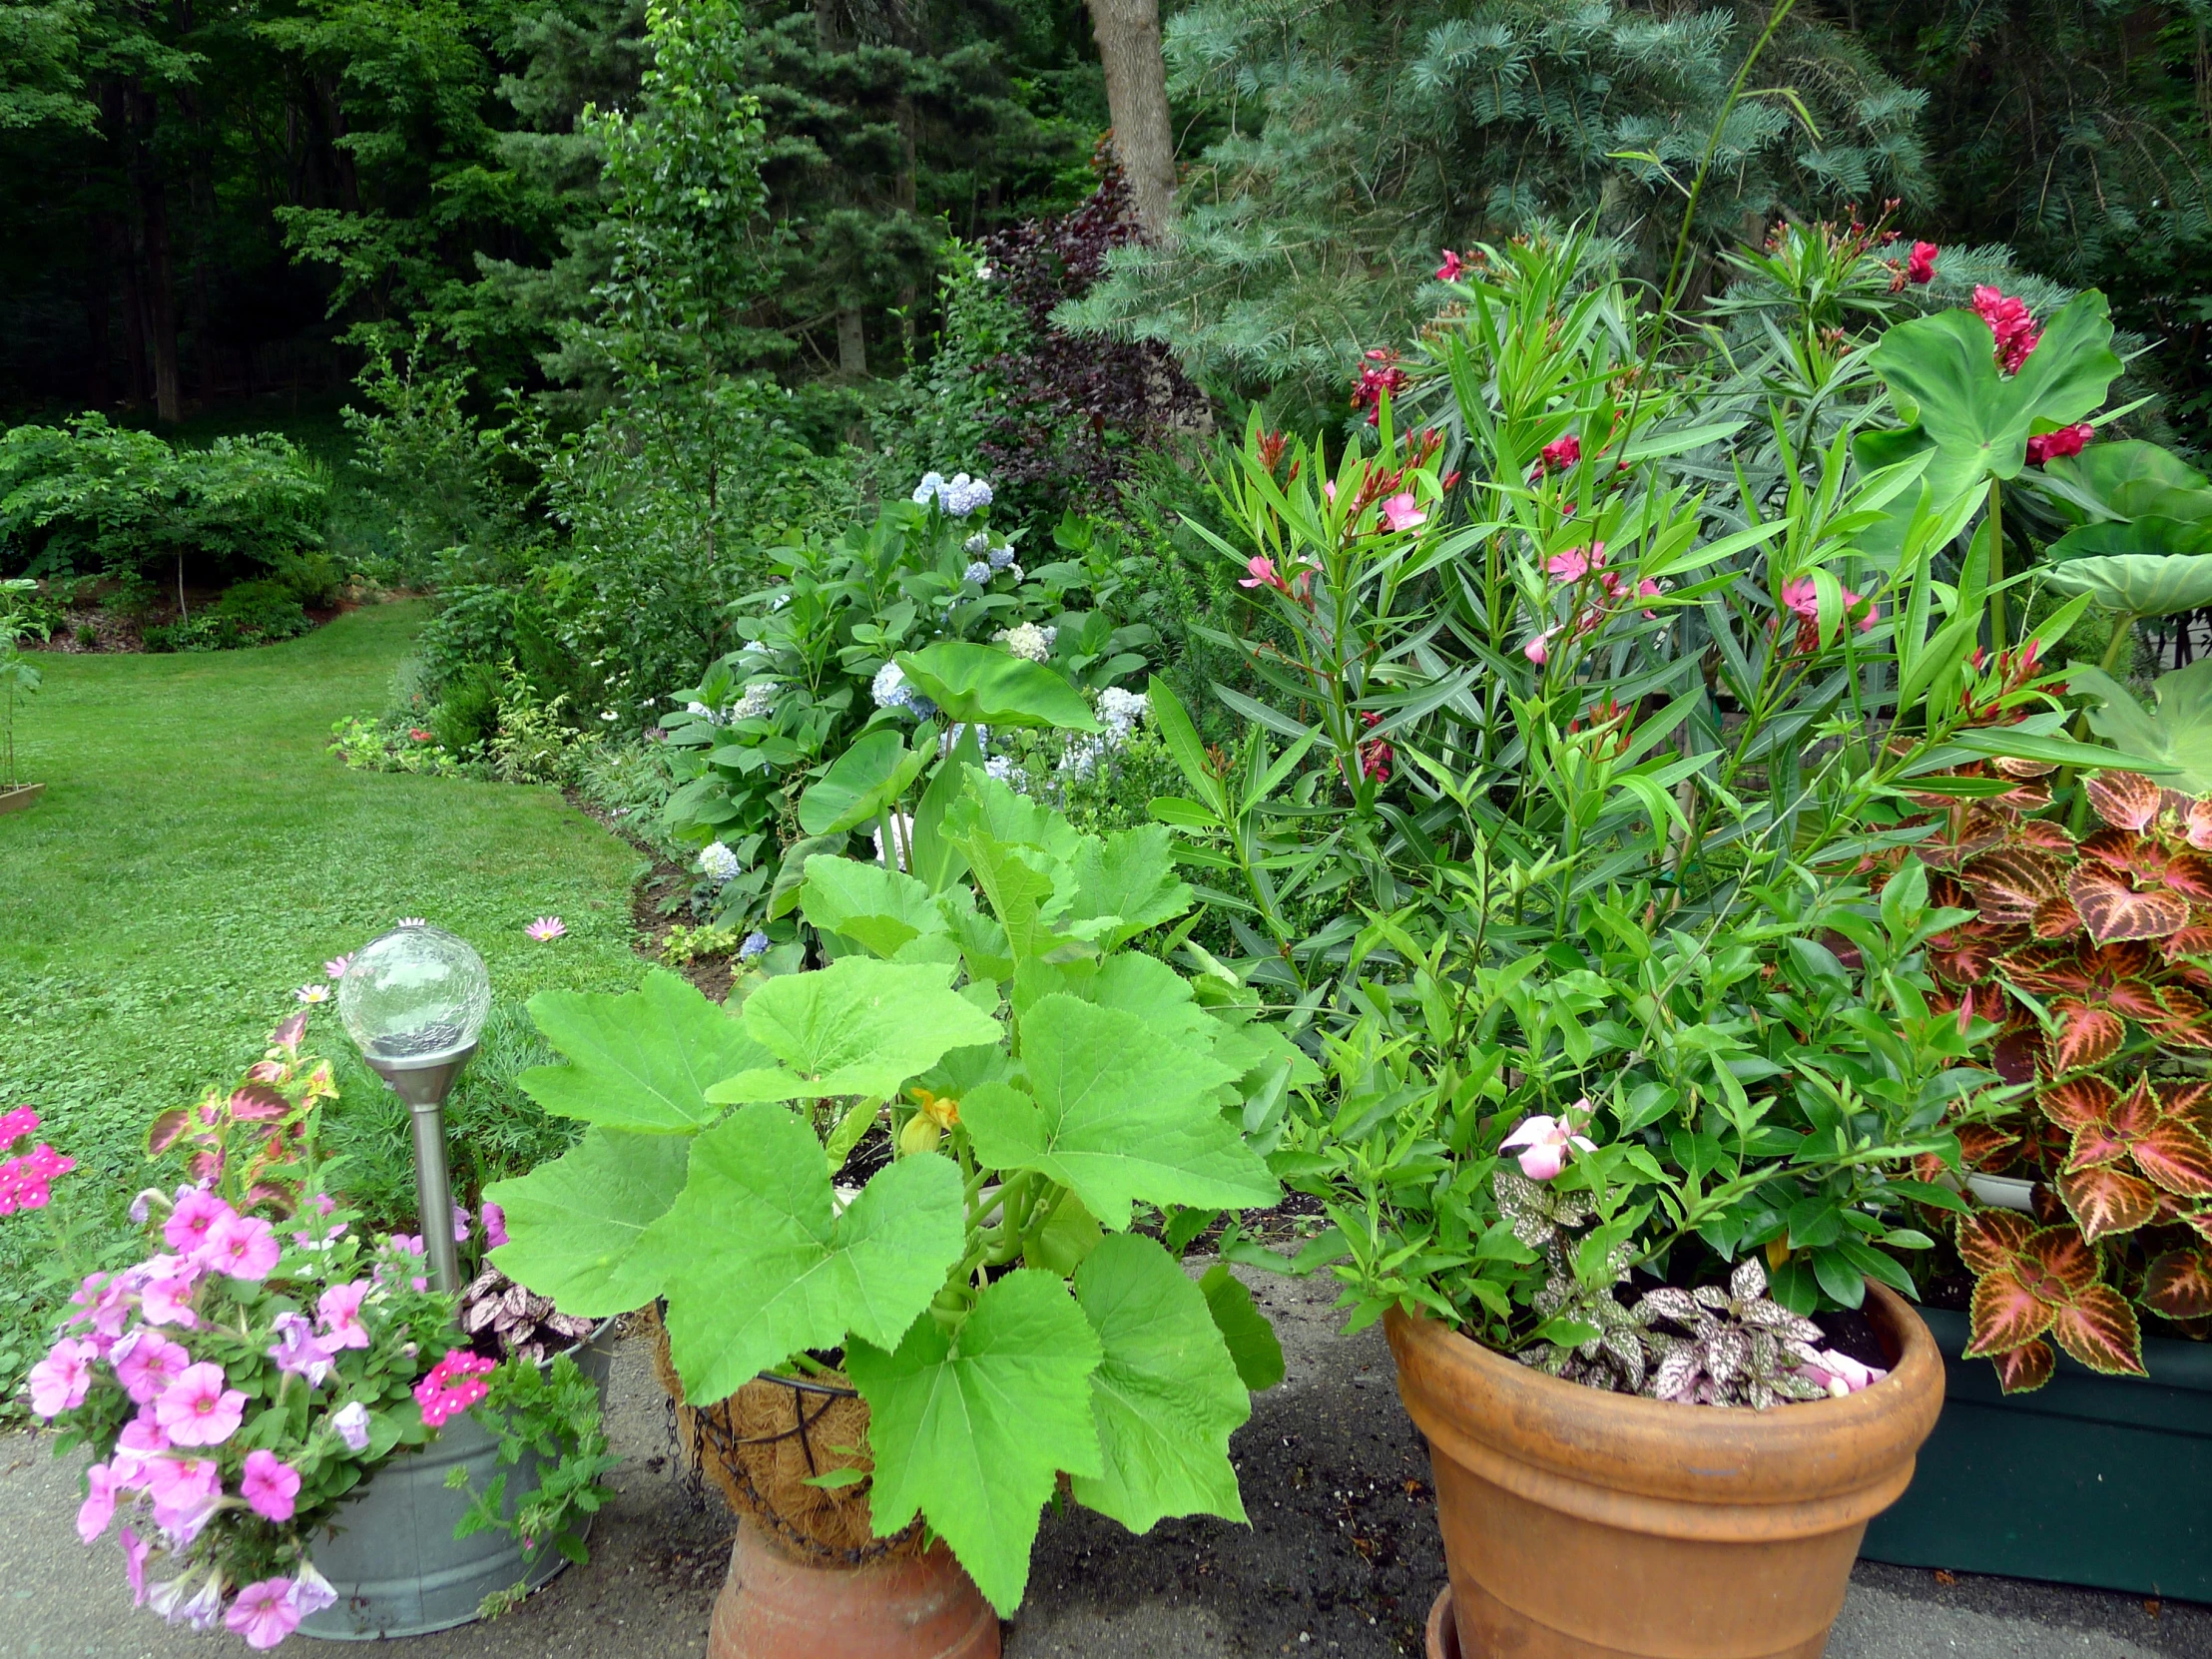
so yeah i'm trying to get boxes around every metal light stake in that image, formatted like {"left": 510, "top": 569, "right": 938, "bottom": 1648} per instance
{"left": 336, "top": 922, "right": 493, "bottom": 1299}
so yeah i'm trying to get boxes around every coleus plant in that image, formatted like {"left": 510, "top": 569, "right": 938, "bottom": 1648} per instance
{"left": 486, "top": 768, "right": 1309, "bottom": 1613}
{"left": 1916, "top": 767, "right": 2212, "bottom": 1390}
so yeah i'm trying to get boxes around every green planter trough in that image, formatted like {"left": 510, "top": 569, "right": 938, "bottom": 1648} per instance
{"left": 1859, "top": 1307, "right": 2212, "bottom": 1599}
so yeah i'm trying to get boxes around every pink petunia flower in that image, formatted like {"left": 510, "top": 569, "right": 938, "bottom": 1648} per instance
{"left": 115, "top": 1331, "right": 193, "bottom": 1405}
{"left": 290, "top": 1561, "right": 339, "bottom": 1618}
{"left": 330, "top": 1399, "right": 372, "bottom": 1451}
{"left": 1378, "top": 492, "right": 1426, "bottom": 533}
{"left": 451, "top": 1202, "right": 471, "bottom": 1244}
{"left": 121, "top": 1525, "right": 153, "bottom": 1605}
{"left": 203, "top": 1213, "right": 280, "bottom": 1282}
{"left": 139, "top": 1275, "right": 200, "bottom": 1329}
{"left": 76, "top": 1462, "right": 119, "bottom": 1543}
{"left": 525, "top": 916, "right": 566, "bottom": 941}
{"left": 241, "top": 1449, "right": 302, "bottom": 1522}
{"left": 318, "top": 1280, "right": 372, "bottom": 1350}
{"left": 156, "top": 1362, "right": 247, "bottom": 1447}
{"left": 164, "top": 1190, "right": 235, "bottom": 1257}
{"left": 1795, "top": 1348, "right": 1890, "bottom": 1397}
{"left": 111, "top": 1411, "right": 171, "bottom": 1488}
{"left": 146, "top": 1456, "right": 223, "bottom": 1547}
{"left": 1906, "top": 241, "right": 1936, "bottom": 284}
{"left": 28, "top": 1338, "right": 95, "bottom": 1417}
{"left": 480, "top": 1201, "right": 508, "bottom": 1250}
{"left": 227, "top": 1577, "right": 304, "bottom": 1650}
{"left": 1500, "top": 1108, "right": 1597, "bottom": 1182}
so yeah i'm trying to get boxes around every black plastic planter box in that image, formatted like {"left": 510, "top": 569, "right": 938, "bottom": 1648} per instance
{"left": 1860, "top": 1307, "right": 2212, "bottom": 1599}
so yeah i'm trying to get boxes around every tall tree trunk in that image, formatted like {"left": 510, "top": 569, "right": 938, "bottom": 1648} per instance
{"left": 837, "top": 307, "right": 868, "bottom": 377}
{"left": 129, "top": 86, "right": 184, "bottom": 422}
{"left": 115, "top": 215, "right": 151, "bottom": 408}
{"left": 1086, "top": 0, "right": 1177, "bottom": 238}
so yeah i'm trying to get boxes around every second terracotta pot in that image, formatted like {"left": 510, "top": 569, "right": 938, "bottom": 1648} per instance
{"left": 1386, "top": 1282, "right": 1943, "bottom": 1659}
{"left": 707, "top": 1519, "right": 999, "bottom": 1659}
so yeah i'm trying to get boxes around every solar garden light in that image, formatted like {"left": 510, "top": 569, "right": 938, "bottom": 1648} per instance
{"left": 336, "top": 923, "right": 491, "bottom": 1296}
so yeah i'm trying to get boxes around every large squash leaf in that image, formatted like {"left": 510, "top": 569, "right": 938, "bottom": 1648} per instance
{"left": 648, "top": 1103, "right": 964, "bottom": 1405}
{"left": 519, "top": 969, "right": 773, "bottom": 1133}
{"left": 1070, "top": 1235, "right": 1251, "bottom": 1533}
{"left": 2065, "top": 657, "right": 2212, "bottom": 795}
{"left": 846, "top": 1269, "right": 1103, "bottom": 1614}
{"left": 801, "top": 856, "right": 947, "bottom": 957}
{"left": 961, "top": 994, "right": 1277, "bottom": 1228}
{"left": 705, "top": 956, "right": 1002, "bottom": 1103}
{"left": 486, "top": 1128, "right": 690, "bottom": 1317}
{"left": 895, "top": 642, "right": 1101, "bottom": 732}
{"left": 2042, "top": 554, "right": 2212, "bottom": 618}
{"left": 1056, "top": 825, "right": 1194, "bottom": 950}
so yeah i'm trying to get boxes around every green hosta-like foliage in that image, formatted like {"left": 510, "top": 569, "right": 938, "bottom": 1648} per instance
{"left": 488, "top": 769, "right": 1304, "bottom": 1611}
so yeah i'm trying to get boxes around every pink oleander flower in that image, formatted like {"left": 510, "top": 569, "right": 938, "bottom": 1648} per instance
{"left": 1971, "top": 285, "right": 2041, "bottom": 373}
{"left": 1795, "top": 1348, "right": 1890, "bottom": 1397}
{"left": 1907, "top": 241, "right": 1936, "bottom": 284}
{"left": 165, "top": 1189, "right": 235, "bottom": 1257}
{"left": 227, "top": 1576, "right": 304, "bottom": 1650}
{"left": 121, "top": 1525, "right": 152, "bottom": 1605}
{"left": 330, "top": 1399, "right": 372, "bottom": 1451}
{"left": 1522, "top": 630, "right": 1556, "bottom": 666}
{"left": 2024, "top": 422, "right": 2094, "bottom": 466}
{"left": 318, "top": 1280, "right": 372, "bottom": 1349}
{"left": 29, "top": 1338, "right": 95, "bottom": 1417}
{"left": 1500, "top": 1108, "right": 1597, "bottom": 1182}
{"left": 480, "top": 1201, "right": 508, "bottom": 1250}
{"left": 1379, "top": 492, "right": 1426, "bottom": 533}
{"left": 157, "top": 1362, "right": 247, "bottom": 1447}
{"left": 1779, "top": 576, "right": 1880, "bottom": 637}
{"left": 76, "top": 1461, "right": 119, "bottom": 1543}
{"left": 203, "top": 1213, "right": 280, "bottom": 1282}
{"left": 323, "top": 953, "right": 353, "bottom": 979}
{"left": 139, "top": 1275, "right": 200, "bottom": 1329}
{"left": 1545, "top": 541, "right": 1606, "bottom": 584}
{"left": 269, "top": 1312, "right": 337, "bottom": 1386}
{"left": 525, "top": 916, "right": 566, "bottom": 942}
{"left": 1434, "top": 249, "right": 1464, "bottom": 282}
{"left": 115, "top": 1331, "right": 193, "bottom": 1405}
{"left": 241, "top": 1448, "right": 301, "bottom": 1522}
{"left": 1538, "top": 433, "right": 1581, "bottom": 474}
{"left": 1238, "top": 555, "right": 1291, "bottom": 596}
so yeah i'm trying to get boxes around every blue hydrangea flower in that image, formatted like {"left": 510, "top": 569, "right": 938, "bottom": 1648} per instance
{"left": 963, "top": 560, "right": 993, "bottom": 585}
{"left": 739, "top": 931, "right": 772, "bottom": 960}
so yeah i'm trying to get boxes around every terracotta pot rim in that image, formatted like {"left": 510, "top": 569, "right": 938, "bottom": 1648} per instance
{"left": 1386, "top": 1280, "right": 1945, "bottom": 1518}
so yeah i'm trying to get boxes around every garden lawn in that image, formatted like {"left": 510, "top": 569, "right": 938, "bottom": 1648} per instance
{"left": 0, "top": 601, "right": 645, "bottom": 1399}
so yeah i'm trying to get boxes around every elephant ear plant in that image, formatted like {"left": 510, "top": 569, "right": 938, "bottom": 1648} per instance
{"left": 487, "top": 769, "right": 1303, "bottom": 1612}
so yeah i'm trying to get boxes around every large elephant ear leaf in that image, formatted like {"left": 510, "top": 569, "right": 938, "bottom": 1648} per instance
{"left": 798, "top": 728, "right": 929, "bottom": 836}
{"left": 486, "top": 1128, "right": 690, "bottom": 1318}
{"left": 2048, "top": 519, "right": 2212, "bottom": 562}
{"left": 646, "top": 1102, "right": 966, "bottom": 1406}
{"left": 2044, "top": 554, "right": 2212, "bottom": 618}
{"left": 2067, "top": 658, "right": 2212, "bottom": 796}
{"left": 519, "top": 969, "right": 776, "bottom": 1133}
{"left": 2043, "top": 438, "right": 2209, "bottom": 519}
{"left": 1861, "top": 291, "right": 2122, "bottom": 526}
{"left": 1070, "top": 1235, "right": 1253, "bottom": 1534}
{"left": 847, "top": 1269, "right": 1104, "bottom": 1615}
{"left": 896, "top": 642, "right": 1102, "bottom": 732}
{"left": 706, "top": 956, "right": 1003, "bottom": 1103}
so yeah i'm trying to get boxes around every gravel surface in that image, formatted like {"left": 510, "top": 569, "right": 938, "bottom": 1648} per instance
{"left": 1, "top": 1269, "right": 2203, "bottom": 1658}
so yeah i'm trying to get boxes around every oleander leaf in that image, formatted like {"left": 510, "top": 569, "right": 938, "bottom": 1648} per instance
{"left": 1070, "top": 1235, "right": 1251, "bottom": 1533}
{"left": 520, "top": 969, "right": 775, "bottom": 1133}
{"left": 847, "top": 1270, "right": 1103, "bottom": 1614}
{"left": 648, "top": 1103, "right": 964, "bottom": 1405}
{"left": 961, "top": 994, "right": 1277, "bottom": 1228}
{"left": 487, "top": 1128, "right": 691, "bottom": 1318}
{"left": 706, "top": 957, "right": 1002, "bottom": 1103}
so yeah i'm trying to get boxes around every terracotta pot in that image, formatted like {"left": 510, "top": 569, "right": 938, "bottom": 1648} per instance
{"left": 707, "top": 1519, "right": 999, "bottom": 1659}
{"left": 1386, "top": 1282, "right": 1943, "bottom": 1659}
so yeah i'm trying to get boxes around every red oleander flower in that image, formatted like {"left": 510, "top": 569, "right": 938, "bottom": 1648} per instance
{"left": 2025, "top": 423, "right": 2094, "bottom": 467}
{"left": 1907, "top": 241, "right": 1936, "bottom": 284}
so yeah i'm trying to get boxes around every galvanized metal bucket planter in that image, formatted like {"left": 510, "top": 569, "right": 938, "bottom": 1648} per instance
{"left": 298, "top": 1322, "right": 616, "bottom": 1640}
{"left": 1858, "top": 1307, "right": 2212, "bottom": 1599}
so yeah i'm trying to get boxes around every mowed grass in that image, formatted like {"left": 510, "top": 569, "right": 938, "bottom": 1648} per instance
{"left": 0, "top": 602, "right": 645, "bottom": 1396}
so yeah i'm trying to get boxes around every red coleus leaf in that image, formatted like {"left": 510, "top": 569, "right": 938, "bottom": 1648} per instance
{"left": 2152, "top": 985, "right": 2212, "bottom": 1049}
{"left": 2132, "top": 1117, "right": 2212, "bottom": 1196}
{"left": 1957, "top": 1208, "right": 2034, "bottom": 1272}
{"left": 2088, "top": 771, "right": 2162, "bottom": 831}
{"left": 2142, "top": 1250, "right": 2212, "bottom": 1319}
{"left": 2008, "top": 939, "right": 2155, "bottom": 998}
{"left": 2064, "top": 1120, "right": 2132, "bottom": 1171}
{"left": 1991, "top": 1339, "right": 2056, "bottom": 1394}
{"left": 1961, "top": 849, "right": 2064, "bottom": 923}
{"left": 272, "top": 1011, "right": 307, "bottom": 1052}
{"left": 2161, "top": 924, "right": 2212, "bottom": 961}
{"left": 2068, "top": 865, "right": 2192, "bottom": 944}
{"left": 227, "top": 1083, "right": 291, "bottom": 1123}
{"left": 2161, "top": 849, "right": 2212, "bottom": 902}
{"left": 1958, "top": 1124, "right": 2020, "bottom": 1171}
{"left": 2047, "top": 1003, "right": 2126, "bottom": 1071}
{"left": 2076, "top": 828, "right": 2157, "bottom": 875}
{"left": 189, "top": 1148, "right": 223, "bottom": 1184}
{"left": 2188, "top": 800, "right": 2212, "bottom": 851}
{"left": 2047, "top": 1283, "right": 2147, "bottom": 1376}
{"left": 2031, "top": 894, "right": 2085, "bottom": 939}
{"left": 1993, "top": 755, "right": 2058, "bottom": 781}
{"left": 2160, "top": 1080, "right": 2212, "bottom": 1128}
{"left": 2018, "top": 820, "right": 2078, "bottom": 852}
{"left": 1965, "top": 1267, "right": 2058, "bottom": 1356}
{"left": 147, "top": 1108, "right": 194, "bottom": 1156}
{"left": 2039, "top": 1075, "right": 2119, "bottom": 1130}
{"left": 2022, "top": 1224, "right": 2101, "bottom": 1296}
{"left": 2181, "top": 1209, "right": 2212, "bottom": 1244}
{"left": 2057, "top": 1162, "right": 2159, "bottom": 1240}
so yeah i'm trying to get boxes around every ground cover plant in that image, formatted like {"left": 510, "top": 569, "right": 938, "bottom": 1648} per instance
{"left": 0, "top": 603, "right": 642, "bottom": 1412}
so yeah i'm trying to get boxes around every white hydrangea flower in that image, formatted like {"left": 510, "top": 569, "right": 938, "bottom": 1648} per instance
{"left": 939, "top": 472, "right": 993, "bottom": 518}
{"left": 911, "top": 471, "right": 947, "bottom": 507}
{"left": 1097, "top": 687, "right": 1150, "bottom": 744}
{"left": 1057, "top": 737, "right": 1105, "bottom": 780}
{"left": 964, "top": 531, "right": 992, "bottom": 555}
{"left": 994, "top": 623, "right": 1055, "bottom": 663}
{"left": 699, "top": 841, "right": 743, "bottom": 882}
{"left": 730, "top": 682, "right": 777, "bottom": 722}
{"left": 684, "top": 699, "right": 719, "bottom": 724}
{"left": 870, "top": 662, "right": 910, "bottom": 708}
{"left": 983, "top": 755, "right": 1024, "bottom": 791}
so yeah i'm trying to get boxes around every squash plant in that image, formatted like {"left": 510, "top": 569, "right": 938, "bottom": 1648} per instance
{"left": 484, "top": 767, "right": 1309, "bottom": 1611}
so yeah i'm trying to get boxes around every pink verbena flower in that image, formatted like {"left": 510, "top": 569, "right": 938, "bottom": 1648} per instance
{"left": 156, "top": 1362, "right": 247, "bottom": 1447}
{"left": 241, "top": 1448, "right": 302, "bottom": 1522}
{"left": 204, "top": 1213, "right": 280, "bottom": 1282}
{"left": 0, "top": 1106, "right": 38, "bottom": 1147}
{"left": 2024, "top": 422, "right": 2094, "bottom": 467}
{"left": 525, "top": 916, "right": 566, "bottom": 942}
{"left": 1500, "top": 1109, "right": 1597, "bottom": 1182}
{"left": 28, "top": 1338, "right": 95, "bottom": 1417}
{"left": 227, "top": 1576, "right": 304, "bottom": 1650}
{"left": 115, "top": 1330, "right": 193, "bottom": 1405}
{"left": 164, "top": 1190, "right": 235, "bottom": 1257}
{"left": 414, "top": 1351, "right": 497, "bottom": 1429}
{"left": 1907, "top": 242, "right": 1936, "bottom": 284}
{"left": 318, "top": 1280, "right": 372, "bottom": 1350}
{"left": 1971, "top": 285, "right": 2041, "bottom": 373}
